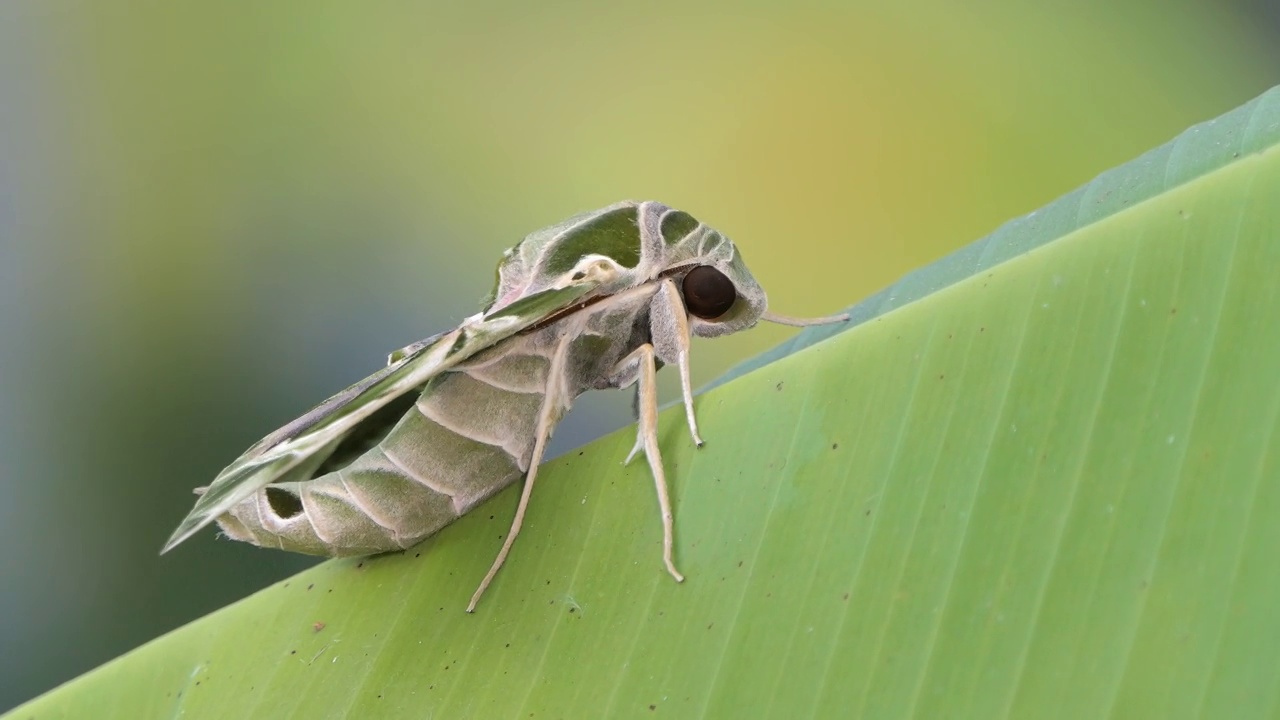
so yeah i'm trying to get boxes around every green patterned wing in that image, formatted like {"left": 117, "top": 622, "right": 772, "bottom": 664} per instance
{"left": 161, "top": 282, "right": 600, "bottom": 553}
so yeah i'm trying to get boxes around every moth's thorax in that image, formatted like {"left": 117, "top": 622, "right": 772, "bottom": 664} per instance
{"left": 515, "top": 283, "right": 662, "bottom": 395}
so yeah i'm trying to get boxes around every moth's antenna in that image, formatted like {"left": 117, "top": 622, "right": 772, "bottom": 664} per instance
{"left": 761, "top": 310, "right": 850, "bottom": 327}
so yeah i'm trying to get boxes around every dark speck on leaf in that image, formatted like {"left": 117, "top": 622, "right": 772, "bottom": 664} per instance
{"left": 776, "top": 381, "right": 784, "bottom": 391}
{"left": 307, "top": 584, "right": 313, "bottom": 591}
{"left": 415, "top": 552, "right": 421, "bottom": 558}
{"left": 832, "top": 443, "right": 838, "bottom": 450}
{"left": 356, "top": 562, "right": 364, "bottom": 568}
{"left": 650, "top": 704, "right": 657, "bottom": 711}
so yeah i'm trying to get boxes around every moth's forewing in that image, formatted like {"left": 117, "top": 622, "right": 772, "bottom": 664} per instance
{"left": 161, "top": 283, "right": 602, "bottom": 553}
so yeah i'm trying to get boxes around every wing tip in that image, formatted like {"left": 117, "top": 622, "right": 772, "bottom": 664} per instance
{"left": 160, "top": 521, "right": 202, "bottom": 555}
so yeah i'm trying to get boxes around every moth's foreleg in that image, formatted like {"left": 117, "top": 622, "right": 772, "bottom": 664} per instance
{"left": 649, "top": 279, "right": 704, "bottom": 448}
{"left": 612, "top": 343, "right": 685, "bottom": 584}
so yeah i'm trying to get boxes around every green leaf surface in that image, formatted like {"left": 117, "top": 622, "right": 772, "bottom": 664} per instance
{"left": 12, "top": 86, "right": 1280, "bottom": 719}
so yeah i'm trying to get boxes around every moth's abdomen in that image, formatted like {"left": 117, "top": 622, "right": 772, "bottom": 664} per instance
{"left": 214, "top": 349, "right": 551, "bottom": 556}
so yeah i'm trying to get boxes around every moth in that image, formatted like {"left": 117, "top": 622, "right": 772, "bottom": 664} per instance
{"left": 162, "top": 200, "right": 847, "bottom": 611}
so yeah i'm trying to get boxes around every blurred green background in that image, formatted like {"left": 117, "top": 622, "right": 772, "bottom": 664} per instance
{"left": 0, "top": 1, "right": 1276, "bottom": 712}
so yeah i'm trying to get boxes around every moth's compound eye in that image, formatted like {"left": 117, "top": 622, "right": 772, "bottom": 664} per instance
{"left": 682, "top": 266, "right": 737, "bottom": 320}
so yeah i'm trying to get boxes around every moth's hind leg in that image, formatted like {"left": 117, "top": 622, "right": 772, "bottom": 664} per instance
{"left": 466, "top": 326, "right": 576, "bottom": 613}
{"left": 612, "top": 343, "right": 685, "bottom": 584}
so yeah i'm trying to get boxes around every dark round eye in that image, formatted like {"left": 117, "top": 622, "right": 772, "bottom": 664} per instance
{"left": 682, "top": 265, "right": 737, "bottom": 320}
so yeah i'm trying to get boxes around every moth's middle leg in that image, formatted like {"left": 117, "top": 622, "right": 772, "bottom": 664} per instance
{"left": 612, "top": 343, "right": 684, "bottom": 584}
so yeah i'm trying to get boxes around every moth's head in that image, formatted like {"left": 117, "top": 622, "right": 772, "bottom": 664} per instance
{"left": 665, "top": 227, "right": 768, "bottom": 339}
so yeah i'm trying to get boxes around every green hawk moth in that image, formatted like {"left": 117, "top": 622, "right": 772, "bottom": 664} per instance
{"left": 162, "top": 200, "right": 848, "bottom": 611}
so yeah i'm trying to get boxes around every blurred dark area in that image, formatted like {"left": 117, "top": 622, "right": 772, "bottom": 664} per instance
{"left": 1, "top": 1, "right": 1277, "bottom": 712}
